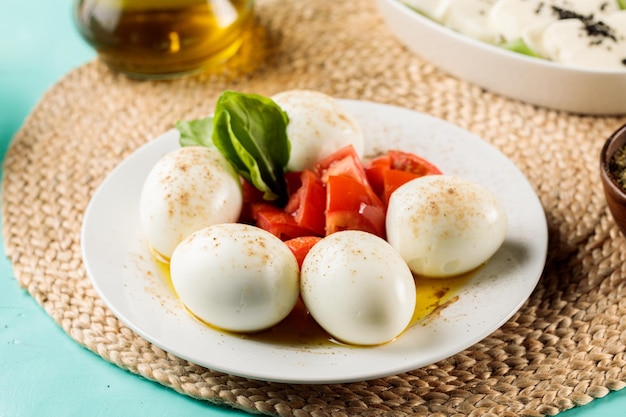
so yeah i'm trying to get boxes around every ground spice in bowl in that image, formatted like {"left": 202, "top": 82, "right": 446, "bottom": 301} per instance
{"left": 608, "top": 144, "right": 626, "bottom": 191}
{"left": 600, "top": 124, "right": 626, "bottom": 237}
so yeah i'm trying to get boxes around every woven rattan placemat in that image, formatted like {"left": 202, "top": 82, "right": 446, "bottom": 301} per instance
{"left": 3, "top": 0, "right": 626, "bottom": 415}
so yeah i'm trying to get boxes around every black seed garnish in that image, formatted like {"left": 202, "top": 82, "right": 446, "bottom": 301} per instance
{"left": 551, "top": 6, "right": 618, "bottom": 45}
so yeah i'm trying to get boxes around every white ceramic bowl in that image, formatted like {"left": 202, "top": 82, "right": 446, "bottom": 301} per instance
{"left": 375, "top": 0, "right": 626, "bottom": 115}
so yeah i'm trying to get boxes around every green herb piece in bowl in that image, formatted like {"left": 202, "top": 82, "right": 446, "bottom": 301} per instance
{"left": 501, "top": 38, "right": 541, "bottom": 58}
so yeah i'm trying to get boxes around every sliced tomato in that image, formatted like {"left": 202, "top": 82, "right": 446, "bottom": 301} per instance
{"left": 315, "top": 145, "right": 369, "bottom": 185}
{"left": 284, "top": 236, "right": 322, "bottom": 268}
{"left": 284, "top": 170, "right": 304, "bottom": 197}
{"left": 238, "top": 179, "right": 266, "bottom": 223}
{"left": 388, "top": 150, "right": 442, "bottom": 176}
{"left": 364, "top": 154, "right": 391, "bottom": 198}
{"left": 284, "top": 170, "right": 326, "bottom": 236}
{"left": 325, "top": 175, "right": 386, "bottom": 238}
{"left": 381, "top": 169, "right": 420, "bottom": 204}
{"left": 366, "top": 154, "right": 392, "bottom": 169}
{"left": 251, "top": 203, "right": 315, "bottom": 240}
{"left": 364, "top": 151, "right": 442, "bottom": 205}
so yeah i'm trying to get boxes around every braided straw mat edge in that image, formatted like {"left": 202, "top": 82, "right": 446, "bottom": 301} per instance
{"left": 3, "top": 0, "right": 626, "bottom": 416}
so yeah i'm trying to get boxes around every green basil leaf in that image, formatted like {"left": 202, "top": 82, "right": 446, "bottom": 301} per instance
{"left": 175, "top": 117, "right": 215, "bottom": 148}
{"left": 175, "top": 91, "right": 291, "bottom": 205}
{"left": 214, "top": 109, "right": 270, "bottom": 194}
{"left": 212, "top": 91, "right": 290, "bottom": 204}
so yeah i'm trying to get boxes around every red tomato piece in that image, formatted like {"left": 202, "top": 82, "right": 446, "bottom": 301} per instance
{"left": 388, "top": 150, "right": 442, "bottom": 176}
{"left": 284, "top": 170, "right": 326, "bottom": 236}
{"left": 364, "top": 154, "right": 391, "bottom": 198}
{"left": 364, "top": 151, "right": 442, "bottom": 205}
{"left": 238, "top": 179, "right": 266, "bottom": 223}
{"left": 381, "top": 169, "right": 420, "bottom": 204}
{"left": 284, "top": 170, "right": 303, "bottom": 197}
{"left": 251, "top": 203, "right": 315, "bottom": 241}
{"left": 366, "top": 154, "right": 392, "bottom": 169}
{"left": 315, "top": 145, "right": 369, "bottom": 185}
{"left": 325, "top": 175, "right": 386, "bottom": 238}
{"left": 284, "top": 236, "right": 323, "bottom": 268}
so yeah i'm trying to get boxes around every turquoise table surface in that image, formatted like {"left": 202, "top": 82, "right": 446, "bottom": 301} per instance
{"left": 0, "top": 2, "right": 624, "bottom": 417}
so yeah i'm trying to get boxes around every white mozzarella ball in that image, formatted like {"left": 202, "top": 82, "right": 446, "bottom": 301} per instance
{"left": 401, "top": 0, "right": 450, "bottom": 21}
{"left": 540, "top": 11, "right": 626, "bottom": 70}
{"left": 271, "top": 90, "right": 364, "bottom": 172}
{"left": 488, "top": 0, "right": 619, "bottom": 44}
{"left": 170, "top": 223, "right": 300, "bottom": 333}
{"left": 300, "top": 230, "right": 416, "bottom": 346}
{"left": 487, "top": 0, "right": 557, "bottom": 43}
{"left": 441, "top": 0, "right": 499, "bottom": 44}
{"left": 386, "top": 175, "right": 507, "bottom": 278}
{"left": 139, "top": 146, "right": 243, "bottom": 260}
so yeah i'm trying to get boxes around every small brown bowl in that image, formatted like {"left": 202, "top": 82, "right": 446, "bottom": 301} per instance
{"left": 600, "top": 124, "right": 626, "bottom": 237}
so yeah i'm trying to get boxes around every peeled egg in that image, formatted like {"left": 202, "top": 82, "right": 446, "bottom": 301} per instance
{"left": 139, "top": 146, "right": 243, "bottom": 260}
{"left": 271, "top": 89, "right": 365, "bottom": 172}
{"left": 386, "top": 175, "right": 507, "bottom": 278}
{"left": 170, "top": 223, "right": 300, "bottom": 333}
{"left": 300, "top": 230, "right": 416, "bottom": 346}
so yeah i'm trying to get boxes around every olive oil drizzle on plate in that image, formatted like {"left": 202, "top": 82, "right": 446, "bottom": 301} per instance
{"left": 153, "top": 250, "right": 471, "bottom": 347}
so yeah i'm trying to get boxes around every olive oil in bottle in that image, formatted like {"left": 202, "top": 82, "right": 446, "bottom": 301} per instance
{"left": 74, "top": 0, "right": 254, "bottom": 79}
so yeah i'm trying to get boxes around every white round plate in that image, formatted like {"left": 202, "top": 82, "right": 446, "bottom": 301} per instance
{"left": 81, "top": 100, "right": 548, "bottom": 384}
{"left": 375, "top": 0, "right": 626, "bottom": 115}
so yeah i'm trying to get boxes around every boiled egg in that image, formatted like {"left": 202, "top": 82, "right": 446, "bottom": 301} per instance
{"left": 386, "top": 175, "right": 507, "bottom": 278}
{"left": 271, "top": 90, "right": 365, "bottom": 172}
{"left": 139, "top": 146, "right": 243, "bottom": 260}
{"left": 300, "top": 230, "right": 416, "bottom": 346}
{"left": 170, "top": 223, "right": 300, "bottom": 333}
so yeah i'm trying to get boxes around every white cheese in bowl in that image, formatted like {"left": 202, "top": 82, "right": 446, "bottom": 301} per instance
{"left": 537, "top": 10, "right": 626, "bottom": 70}
{"left": 443, "top": 0, "right": 499, "bottom": 43}
{"left": 401, "top": 0, "right": 626, "bottom": 70}
{"left": 402, "top": 0, "right": 498, "bottom": 42}
{"left": 488, "top": 0, "right": 619, "bottom": 43}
